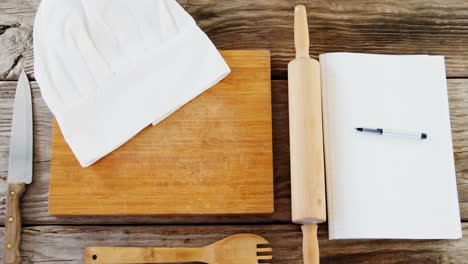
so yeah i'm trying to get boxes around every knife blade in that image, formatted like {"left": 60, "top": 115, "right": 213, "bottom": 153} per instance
{"left": 4, "top": 70, "right": 33, "bottom": 264}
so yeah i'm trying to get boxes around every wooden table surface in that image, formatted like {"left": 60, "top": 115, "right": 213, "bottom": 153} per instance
{"left": 0, "top": 0, "right": 467, "bottom": 263}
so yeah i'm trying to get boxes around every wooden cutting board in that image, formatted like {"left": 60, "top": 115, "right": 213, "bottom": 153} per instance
{"left": 49, "top": 50, "right": 273, "bottom": 216}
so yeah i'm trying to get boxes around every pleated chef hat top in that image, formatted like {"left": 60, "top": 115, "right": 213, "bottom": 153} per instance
{"left": 34, "top": 0, "right": 231, "bottom": 167}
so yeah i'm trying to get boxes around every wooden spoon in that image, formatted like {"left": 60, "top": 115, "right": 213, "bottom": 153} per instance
{"left": 84, "top": 234, "right": 272, "bottom": 264}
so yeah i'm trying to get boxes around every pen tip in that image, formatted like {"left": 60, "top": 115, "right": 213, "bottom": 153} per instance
{"left": 422, "top": 133, "right": 428, "bottom": 139}
{"left": 356, "top": 128, "right": 363, "bottom": 132}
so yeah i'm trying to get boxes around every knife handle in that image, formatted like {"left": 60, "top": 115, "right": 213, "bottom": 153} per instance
{"left": 4, "top": 183, "right": 25, "bottom": 264}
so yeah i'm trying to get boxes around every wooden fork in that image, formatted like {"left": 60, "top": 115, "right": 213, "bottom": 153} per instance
{"left": 84, "top": 234, "right": 272, "bottom": 264}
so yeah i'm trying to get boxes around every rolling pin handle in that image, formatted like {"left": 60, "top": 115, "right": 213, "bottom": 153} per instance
{"left": 294, "top": 5, "right": 310, "bottom": 59}
{"left": 302, "top": 224, "right": 320, "bottom": 264}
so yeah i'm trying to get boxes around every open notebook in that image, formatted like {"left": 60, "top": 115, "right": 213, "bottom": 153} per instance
{"left": 320, "top": 53, "right": 462, "bottom": 239}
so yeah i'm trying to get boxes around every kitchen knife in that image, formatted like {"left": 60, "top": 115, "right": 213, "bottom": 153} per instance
{"left": 4, "top": 70, "right": 33, "bottom": 264}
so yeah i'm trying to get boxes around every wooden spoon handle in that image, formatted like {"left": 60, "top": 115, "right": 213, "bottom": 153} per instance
{"left": 4, "top": 183, "right": 26, "bottom": 264}
{"left": 302, "top": 224, "right": 320, "bottom": 264}
{"left": 84, "top": 247, "right": 205, "bottom": 263}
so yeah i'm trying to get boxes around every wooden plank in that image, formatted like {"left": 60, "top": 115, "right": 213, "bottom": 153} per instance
{"left": 1, "top": 0, "right": 468, "bottom": 80}
{"left": 0, "top": 224, "right": 467, "bottom": 263}
{"left": 0, "top": 79, "right": 467, "bottom": 224}
{"left": 49, "top": 50, "right": 274, "bottom": 216}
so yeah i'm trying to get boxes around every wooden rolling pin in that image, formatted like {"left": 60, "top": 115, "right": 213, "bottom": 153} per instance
{"left": 288, "top": 5, "right": 326, "bottom": 264}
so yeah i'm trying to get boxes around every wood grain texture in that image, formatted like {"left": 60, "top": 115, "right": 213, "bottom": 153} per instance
{"left": 49, "top": 50, "right": 274, "bottom": 216}
{"left": 1, "top": 0, "right": 468, "bottom": 80}
{"left": 0, "top": 224, "right": 465, "bottom": 263}
{"left": 0, "top": 1, "right": 466, "bottom": 262}
{"left": 0, "top": 79, "right": 467, "bottom": 223}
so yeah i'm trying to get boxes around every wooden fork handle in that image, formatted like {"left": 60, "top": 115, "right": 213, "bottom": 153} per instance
{"left": 84, "top": 247, "right": 205, "bottom": 263}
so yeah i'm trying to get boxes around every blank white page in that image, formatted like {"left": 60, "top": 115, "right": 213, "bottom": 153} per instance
{"left": 320, "top": 53, "right": 461, "bottom": 239}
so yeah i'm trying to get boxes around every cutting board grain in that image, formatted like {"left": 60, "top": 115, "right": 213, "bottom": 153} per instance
{"left": 48, "top": 50, "right": 273, "bottom": 216}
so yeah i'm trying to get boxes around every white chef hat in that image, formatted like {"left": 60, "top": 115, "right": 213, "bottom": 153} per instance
{"left": 34, "top": 0, "right": 231, "bottom": 167}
